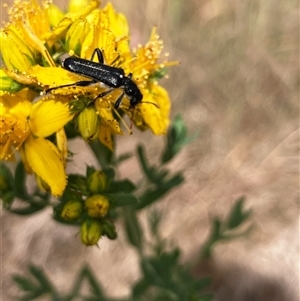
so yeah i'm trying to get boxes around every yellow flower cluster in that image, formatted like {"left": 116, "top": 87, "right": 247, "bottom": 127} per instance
{"left": 0, "top": 0, "right": 176, "bottom": 196}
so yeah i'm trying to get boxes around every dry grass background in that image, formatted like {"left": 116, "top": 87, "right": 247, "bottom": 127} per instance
{"left": 1, "top": 0, "right": 299, "bottom": 300}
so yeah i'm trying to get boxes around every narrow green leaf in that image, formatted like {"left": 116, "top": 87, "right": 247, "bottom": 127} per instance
{"left": 86, "top": 165, "right": 97, "bottom": 178}
{"left": 14, "top": 161, "right": 29, "bottom": 199}
{"left": 132, "top": 278, "right": 150, "bottom": 297}
{"left": 106, "top": 192, "right": 138, "bottom": 207}
{"left": 193, "top": 277, "right": 211, "bottom": 291}
{"left": 8, "top": 203, "right": 45, "bottom": 215}
{"left": 136, "top": 173, "right": 184, "bottom": 210}
{"left": 89, "top": 139, "right": 114, "bottom": 168}
{"left": 227, "top": 196, "right": 251, "bottom": 229}
{"left": 113, "top": 152, "right": 133, "bottom": 165}
{"left": 0, "top": 163, "right": 14, "bottom": 194}
{"left": 123, "top": 207, "right": 143, "bottom": 251}
{"left": 13, "top": 275, "right": 37, "bottom": 292}
{"left": 107, "top": 180, "right": 136, "bottom": 193}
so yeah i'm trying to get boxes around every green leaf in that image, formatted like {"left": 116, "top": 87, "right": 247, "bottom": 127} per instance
{"left": 102, "top": 167, "right": 116, "bottom": 182}
{"left": 132, "top": 278, "right": 150, "bottom": 298}
{"left": 113, "top": 152, "right": 133, "bottom": 165}
{"left": 136, "top": 173, "right": 184, "bottom": 210}
{"left": 107, "top": 179, "right": 136, "bottom": 193}
{"left": 161, "top": 115, "right": 197, "bottom": 164}
{"left": 227, "top": 196, "right": 251, "bottom": 229}
{"left": 67, "top": 174, "right": 89, "bottom": 195}
{"left": 123, "top": 206, "right": 143, "bottom": 251}
{"left": 7, "top": 193, "right": 49, "bottom": 215}
{"left": 197, "top": 293, "right": 214, "bottom": 301}
{"left": 89, "top": 139, "right": 114, "bottom": 168}
{"left": 0, "top": 163, "right": 14, "bottom": 195}
{"left": 14, "top": 161, "right": 29, "bottom": 199}
{"left": 64, "top": 120, "right": 79, "bottom": 139}
{"left": 105, "top": 192, "right": 138, "bottom": 207}
{"left": 8, "top": 202, "right": 46, "bottom": 215}
{"left": 13, "top": 275, "right": 37, "bottom": 292}
{"left": 86, "top": 165, "right": 97, "bottom": 178}
{"left": 193, "top": 277, "right": 211, "bottom": 292}
{"left": 200, "top": 218, "right": 222, "bottom": 258}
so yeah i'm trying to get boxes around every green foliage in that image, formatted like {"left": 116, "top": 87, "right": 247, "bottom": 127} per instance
{"left": 200, "top": 197, "right": 252, "bottom": 258}
{"left": 3, "top": 116, "right": 253, "bottom": 300}
{"left": 161, "top": 115, "right": 197, "bottom": 164}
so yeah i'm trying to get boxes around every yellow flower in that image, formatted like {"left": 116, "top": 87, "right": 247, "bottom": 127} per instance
{"left": 2, "top": 0, "right": 176, "bottom": 155}
{"left": 0, "top": 89, "right": 73, "bottom": 196}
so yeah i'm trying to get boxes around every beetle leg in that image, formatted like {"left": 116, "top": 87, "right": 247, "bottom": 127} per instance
{"left": 46, "top": 80, "right": 96, "bottom": 94}
{"left": 114, "top": 92, "right": 125, "bottom": 109}
{"left": 91, "top": 48, "right": 104, "bottom": 64}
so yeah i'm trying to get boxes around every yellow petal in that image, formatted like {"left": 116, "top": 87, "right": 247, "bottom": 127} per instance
{"left": 99, "top": 125, "right": 114, "bottom": 151}
{"left": 30, "top": 99, "right": 73, "bottom": 137}
{"left": 66, "top": 18, "right": 90, "bottom": 55}
{"left": 137, "top": 85, "right": 171, "bottom": 135}
{"left": 96, "top": 99, "right": 123, "bottom": 134}
{"left": 56, "top": 128, "right": 68, "bottom": 166}
{"left": 68, "top": 0, "right": 97, "bottom": 13}
{"left": 47, "top": 4, "right": 64, "bottom": 28}
{"left": 29, "top": 65, "right": 84, "bottom": 88}
{"left": 103, "top": 3, "right": 129, "bottom": 39}
{"left": 3, "top": 68, "right": 39, "bottom": 86}
{"left": 44, "top": 0, "right": 100, "bottom": 44}
{"left": 19, "top": 146, "right": 33, "bottom": 173}
{"left": 24, "top": 136, "right": 67, "bottom": 196}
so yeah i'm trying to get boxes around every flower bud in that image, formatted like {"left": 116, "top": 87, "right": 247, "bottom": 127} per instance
{"left": 102, "top": 219, "right": 117, "bottom": 240}
{"left": 77, "top": 106, "right": 99, "bottom": 142}
{"left": 87, "top": 170, "right": 107, "bottom": 194}
{"left": 61, "top": 200, "right": 82, "bottom": 220}
{"left": 0, "top": 26, "right": 35, "bottom": 71}
{"left": 85, "top": 194, "right": 110, "bottom": 218}
{"left": 66, "top": 19, "right": 90, "bottom": 55}
{"left": 81, "top": 219, "right": 102, "bottom": 246}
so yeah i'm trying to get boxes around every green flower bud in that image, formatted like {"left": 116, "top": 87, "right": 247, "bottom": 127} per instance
{"left": 102, "top": 219, "right": 117, "bottom": 240}
{"left": 61, "top": 200, "right": 82, "bottom": 220}
{"left": 81, "top": 219, "right": 102, "bottom": 246}
{"left": 77, "top": 106, "right": 99, "bottom": 142}
{"left": 87, "top": 170, "right": 107, "bottom": 194}
{"left": 85, "top": 194, "right": 110, "bottom": 218}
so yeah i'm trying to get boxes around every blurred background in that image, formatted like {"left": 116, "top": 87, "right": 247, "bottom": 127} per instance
{"left": 1, "top": 0, "right": 299, "bottom": 300}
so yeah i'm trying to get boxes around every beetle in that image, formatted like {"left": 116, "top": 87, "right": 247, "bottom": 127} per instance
{"left": 46, "top": 48, "right": 143, "bottom": 109}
